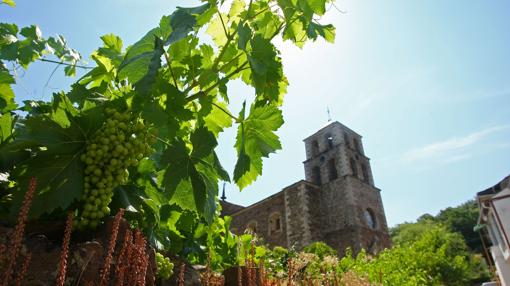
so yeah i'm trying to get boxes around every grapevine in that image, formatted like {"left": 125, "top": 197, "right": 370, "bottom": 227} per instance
{"left": 76, "top": 108, "right": 154, "bottom": 229}
{"left": 155, "top": 252, "right": 174, "bottom": 280}
{"left": 1, "top": 0, "right": 338, "bottom": 274}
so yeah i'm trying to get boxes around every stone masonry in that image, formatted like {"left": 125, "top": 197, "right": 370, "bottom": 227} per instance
{"left": 220, "top": 121, "right": 392, "bottom": 256}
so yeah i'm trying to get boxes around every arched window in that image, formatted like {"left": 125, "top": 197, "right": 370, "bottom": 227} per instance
{"left": 312, "top": 140, "right": 319, "bottom": 155}
{"left": 246, "top": 221, "right": 258, "bottom": 234}
{"left": 361, "top": 163, "right": 369, "bottom": 183}
{"left": 364, "top": 208, "right": 377, "bottom": 229}
{"left": 269, "top": 213, "right": 282, "bottom": 235}
{"left": 350, "top": 158, "right": 358, "bottom": 177}
{"left": 312, "top": 166, "right": 322, "bottom": 185}
{"left": 327, "top": 159, "right": 338, "bottom": 181}
{"left": 325, "top": 134, "right": 333, "bottom": 149}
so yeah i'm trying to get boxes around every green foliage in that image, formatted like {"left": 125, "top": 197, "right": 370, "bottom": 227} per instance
{"left": 390, "top": 206, "right": 490, "bottom": 285}
{"left": 256, "top": 225, "right": 490, "bottom": 285}
{"left": 384, "top": 223, "right": 489, "bottom": 285}
{"left": 435, "top": 200, "right": 482, "bottom": 252}
{"left": 303, "top": 241, "right": 337, "bottom": 259}
{"left": 265, "top": 246, "right": 290, "bottom": 276}
{"left": 390, "top": 218, "right": 436, "bottom": 246}
{"left": 392, "top": 199, "right": 483, "bottom": 254}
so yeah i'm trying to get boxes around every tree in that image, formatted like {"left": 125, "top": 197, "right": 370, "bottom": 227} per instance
{"left": 342, "top": 225, "right": 489, "bottom": 286}
{"left": 435, "top": 199, "right": 482, "bottom": 252}
{"left": 390, "top": 214, "right": 490, "bottom": 285}
{"left": 391, "top": 199, "right": 483, "bottom": 253}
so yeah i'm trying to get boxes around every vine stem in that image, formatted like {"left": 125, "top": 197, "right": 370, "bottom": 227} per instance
{"left": 210, "top": 11, "right": 234, "bottom": 73}
{"left": 212, "top": 102, "right": 239, "bottom": 122}
{"left": 185, "top": 61, "right": 249, "bottom": 103}
{"left": 149, "top": 133, "right": 172, "bottom": 147}
{"left": 38, "top": 58, "right": 92, "bottom": 69}
{"left": 163, "top": 49, "right": 179, "bottom": 88}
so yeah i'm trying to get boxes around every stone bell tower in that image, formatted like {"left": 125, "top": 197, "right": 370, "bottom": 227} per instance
{"left": 302, "top": 121, "right": 391, "bottom": 255}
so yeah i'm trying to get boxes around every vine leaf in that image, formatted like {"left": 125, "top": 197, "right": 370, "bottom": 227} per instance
{"left": 2, "top": 0, "right": 16, "bottom": 7}
{"left": 234, "top": 104, "right": 284, "bottom": 189}
{"left": 9, "top": 116, "right": 84, "bottom": 219}
{"left": 306, "top": 22, "right": 335, "bottom": 43}
{"left": 118, "top": 3, "right": 211, "bottom": 98}
{"left": 0, "top": 83, "right": 16, "bottom": 113}
{"left": 8, "top": 103, "right": 103, "bottom": 219}
{"left": 0, "top": 67, "right": 16, "bottom": 113}
{"left": 0, "top": 113, "right": 12, "bottom": 142}
{"left": 117, "top": 28, "right": 163, "bottom": 95}
{"left": 204, "top": 101, "right": 233, "bottom": 136}
{"left": 237, "top": 22, "right": 252, "bottom": 50}
{"left": 161, "top": 127, "right": 226, "bottom": 223}
{"left": 166, "top": 3, "right": 210, "bottom": 45}
{"left": 206, "top": 12, "right": 229, "bottom": 47}
{"left": 247, "top": 35, "right": 284, "bottom": 102}
{"left": 305, "top": 0, "right": 327, "bottom": 16}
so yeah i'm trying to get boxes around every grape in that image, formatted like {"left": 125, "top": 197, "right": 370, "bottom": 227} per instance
{"left": 75, "top": 109, "right": 154, "bottom": 229}
{"left": 156, "top": 252, "right": 174, "bottom": 280}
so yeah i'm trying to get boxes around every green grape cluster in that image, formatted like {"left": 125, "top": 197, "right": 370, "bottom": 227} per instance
{"left": 156, "top": 252, "right": 174, "bottom": 280}
{"left": 76, "top": 108, "right": 154, "bottom": 229}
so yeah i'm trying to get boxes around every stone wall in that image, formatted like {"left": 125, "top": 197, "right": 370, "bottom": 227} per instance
{"left": 319, "top": 177, "right": 356, "bottom": 233}
{"left": 283, "top": 181, "right": 323, "bottom": 250}
{"left": 347, "top": 176, "right": 392, "bottom": 251}
{"left": 229, "top": 192, "right": 288, "bottom": 247}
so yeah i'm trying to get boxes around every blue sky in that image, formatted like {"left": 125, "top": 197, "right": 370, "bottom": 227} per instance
{"left": 3, "top": 0, "right": 510, "bottom": 226}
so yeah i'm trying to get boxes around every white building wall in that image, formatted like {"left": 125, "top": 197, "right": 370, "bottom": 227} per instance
{"left": 491, "top": 246, "right": 510, "bottom": 286}
{"left": 493, "top": 188, "right": 510, "bottom": 255}
{"left": 488, "top": 188, "right": 510, "bottom": 286}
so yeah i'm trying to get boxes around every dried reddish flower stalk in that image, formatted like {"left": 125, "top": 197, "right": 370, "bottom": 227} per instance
{"left": 209, "top": 273, "right": 224, "bottom": 286}
{"left": 56, "top": 212, "right": 74, "bottom": 286}
{"left": 2, "top": 177, "right": 37, "bottom": 286}
{"left": 178, "top": 263, "right": 185, "bottom": 286}
{"left": 99, "top": 208, "right": 125, "bottom": 286}
{"left": 249, "top": 241, "right": 256, "bottom": 286}
{"left": 130, "top": 229, "right": 149, "bottom": 285}
{"left": 237, "top": 265, "right": 242, "bottom": 286}
{"left": 259, "top": 257, "right": 265, "bottom": 286}
{"left": 0, "top": 243, "right": 5, "bottom": 264}
{"left": 325, "top": 272, "right": 331, "bottom": 286}
{"left": 246, "top": 260, "right": 252, "bottom": 286}
{"left": 287, "top": 258, "right": 293, "bottom": 286}
{"left": 15, "top": 252, "right": 31, "bottom": 286}
{"left": 115, "top": 228, "right": 133, "bottom": 286}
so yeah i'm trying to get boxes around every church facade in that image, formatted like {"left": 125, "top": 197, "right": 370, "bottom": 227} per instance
{"left": 220, "top": 121, "right": 392, "bottom": 255}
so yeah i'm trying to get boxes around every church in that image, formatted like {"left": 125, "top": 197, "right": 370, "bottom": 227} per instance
{"left": 220, "top": 121, "right": 392, "bottom": 255}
